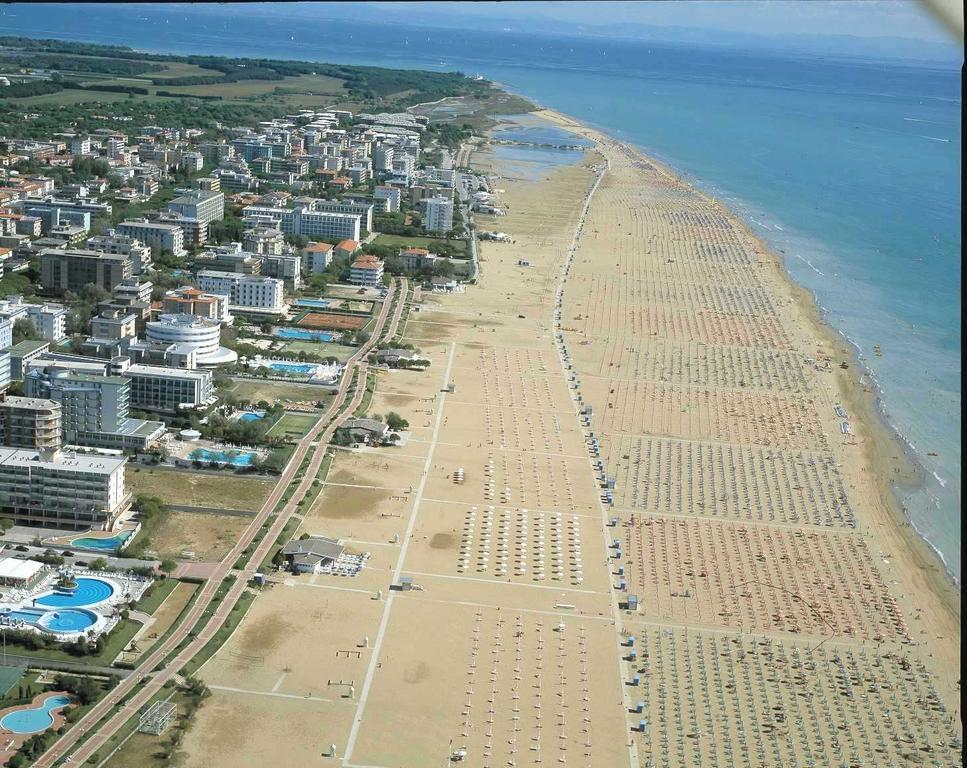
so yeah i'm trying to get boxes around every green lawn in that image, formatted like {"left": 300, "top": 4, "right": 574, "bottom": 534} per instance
{"left": 127, "top": 468, "right": 275, "bottom": 509}
{"left": 7, "top": 619, "right": 143, "bottom": 665}
{"left": 134, "top": 578, "right": 179, "bottom": 615}
{"left": 265, "top": 412, "right": 320, "bottom": 439}
{"left": 0, "top": 666, "right": 27, "bottom": 698}
{"left": 222, "top": 377, "right": 330, "bottom": 405}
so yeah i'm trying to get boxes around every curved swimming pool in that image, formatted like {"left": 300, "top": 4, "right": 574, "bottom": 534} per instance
{"left": 0, "top": 694, "right": 71, "bottom": 734}
{"left": 37, "top": 608, "right": 99, "bottom": 633}
{"left": 34, "top": 577, "right": 115, "bottom": 608}
{"left": 70, "top": 530, "right": 133, "bottom": 552}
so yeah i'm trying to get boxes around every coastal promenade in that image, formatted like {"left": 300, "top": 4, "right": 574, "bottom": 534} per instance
{"left": 33, "top": 279, "right": 407, "bottom": 768}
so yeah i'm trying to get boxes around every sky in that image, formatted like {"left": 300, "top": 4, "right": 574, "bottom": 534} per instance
{"left": 358, "top": 1, "right": 956, "bottom": 42}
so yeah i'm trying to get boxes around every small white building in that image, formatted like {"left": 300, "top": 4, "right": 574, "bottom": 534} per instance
{"left": 0, "top": 557, "right": 47, "bottom": 589}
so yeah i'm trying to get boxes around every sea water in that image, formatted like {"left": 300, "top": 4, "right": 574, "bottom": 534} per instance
{"left": 2, "top": 5, "right": 960, "bottom": 581}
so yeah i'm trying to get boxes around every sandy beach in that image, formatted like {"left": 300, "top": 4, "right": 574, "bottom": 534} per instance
{"left": 174, "top": 109, "right": 960, "bottom": 768}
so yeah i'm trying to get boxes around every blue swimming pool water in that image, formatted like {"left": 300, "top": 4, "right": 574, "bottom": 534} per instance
{"left": 0, "top": 694, "right": 71, "bottom": 734}
{"left": 239, "top": 411, "right": 265, "bottom": 422}
{"left": 2, "top": 606, "right": 98, "bottom": 633}
{"left": 190, "top": 448, "right": 256, "bottom": 466}
{"left": 275, "top": 328, "right": 336, "bottom": 342}
{"left": 70, "top": 530, "right": 133, "bottom": 552}
{"left": 295, "top": 298, "right": 333, "bottom": 309}
{"left": 269, "top": 361, "right": 316, "bottom": 375}
{"left": 38, "top": 609, "right": 99, "bottom": 633}
{"left": 35, "top": 577, "right": 115, "bottom": 608}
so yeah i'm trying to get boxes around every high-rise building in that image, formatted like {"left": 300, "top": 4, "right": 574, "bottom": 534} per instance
{"left": 166, "top": 189, "right": 225, "bottom": 227}
{"left": 0, "top": 395, "right": 62, "bottom": 450}
{"left": 24, "top": 370, "right": 165, "bottom": 451}
{"left": 0, "top": 446, "right": 130, "bottom": 530}
{"left": 424, "top": 196, "right": 455, "bottom": 233}
{"left": 39, "top": 249, "right": 131, "bottom": 295}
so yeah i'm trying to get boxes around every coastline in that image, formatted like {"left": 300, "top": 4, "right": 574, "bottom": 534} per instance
{"left": 481, "top": 79, "right": 959, "bottom": 591}
{"left": 482, "top": 99, "right": 958, "bottom": 593}
{"left": 472, "top": 102, "right": 960, "bottom": 710}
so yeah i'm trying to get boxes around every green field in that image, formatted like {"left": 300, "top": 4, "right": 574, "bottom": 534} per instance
{"left": 134, "top": 578, "right": 179, "bottom": 615}
{"left": 374, "top": 234, "right": 471, "bottom": 258}
{"left": 7, "top": 619, "right": 143, "bottom": 665}
{"left": 266, "top": 412, "right": 320, "bottom": 439}
{"left": 0, "top": 665, "right": 25, "bottom": 697}
{"left": 127, "top": 468, "right": 275, "bottom": 508}
{"left": 222, "top": 377, "right": 331, "bottom": 405}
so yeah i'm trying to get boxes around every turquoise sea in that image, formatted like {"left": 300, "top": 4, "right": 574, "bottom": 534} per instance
{"left": 1, "top": 4, "right": 960, "bottom": 581}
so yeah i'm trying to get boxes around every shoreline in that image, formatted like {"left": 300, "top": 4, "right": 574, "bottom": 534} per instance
{"left": 474, "top": 103, "right": 960, "bottom": 714}
{"left": 479, "top": 97, "right": 958, "bottom": 597}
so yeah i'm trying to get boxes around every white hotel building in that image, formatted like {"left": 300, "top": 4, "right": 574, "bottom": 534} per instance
{"left": 196, "top": 270, "right": 285, "bottom": 314}
{"left": 0, "top": 447, "right": 130, "bottom": 530}
{"left": 242, "top": 204, "right": 361, "bottom": 242}
{"left": 116, "top": 219, "right": 186, "bottom": 257}
{"left": 145, "top": 313, "right": 238, "bottom": 367}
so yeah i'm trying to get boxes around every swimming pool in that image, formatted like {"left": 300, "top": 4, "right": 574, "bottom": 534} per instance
{"left": 38, "top": 609, "right": 99, "bottom": 633}
{"left": 70, "top": 530, "right": 133, "bottom": 553}
{"left": 269, "top": 361, "right": 316, "bottom": 375}
{"left": 295, "top": 298, "right": 333, "bottom": 308}
{"left": 239, "top": 411, "right": 265, "bottom": 422}
{"left": 0, "top": 694, "right": 71, "bottom": 734}
{"left": 275, "top": 328, "right": 336, "bottom": 342}
{"left": 1, "top": 607, "right": 99, "bottom": 633}
{"left": 35, "top": 577, "right": 115, "bottom": 608}
{"left": 190, "top": 448, "right": 257, "bottom": 467}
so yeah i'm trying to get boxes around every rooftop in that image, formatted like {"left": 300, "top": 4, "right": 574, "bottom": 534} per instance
{"left": 0, "top": 447, "right": 127, "bottom": 474}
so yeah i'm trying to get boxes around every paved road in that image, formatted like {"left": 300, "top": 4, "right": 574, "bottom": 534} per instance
{"left": 34, "top": 279, "right": 408, "bottom": 768}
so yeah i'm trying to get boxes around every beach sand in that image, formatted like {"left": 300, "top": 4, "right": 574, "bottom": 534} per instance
{"left": 175, "top": 110, "right": 960, "bottom": 768}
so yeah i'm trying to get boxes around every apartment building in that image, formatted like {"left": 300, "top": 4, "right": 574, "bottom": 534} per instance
{"left": 85, "top": 230, "right": 153, "bottom": 275}
{"left": 349, "top": 254, "right": 384, "bottom": 287}
{"left": 90, "top": 309, "right": 138, "bottom": 340}
{"left": 259, "top": 253, "right": 302, "bottom": 291}
{"left": 243, "top": 227, "right": 285, "bottom": 256}
{"left": 125, "top": 364, "right": 215, "bottom": 414}
{"left": 167, "top": 189, "right": 225, "bottom": 226}
{"left": 0, "top": 296, "right": 68, "bottom": 342}
{"left": 40, "top": 249, "right": 132, "bottom": 295}
{"left": 374, "top": 185, "right": 401, "bottom": 212}
{"left": 115, "top": 219, "right": 186, "bottom": 257}
{"left": 424, "top": 196, "right": 455, "bottom": 233}
{"left": 0, "top": 446, "right": 130, "bottom": 530}
{"left": 0, "top": 396, "right": 62, "bottom": 450}
{"left": 196, "top": 270, "right": 286, "bottom": 313}
{"left": 162, "top": 286, "right": 232, "bottom": 323}
{"left": 302, "top": 241, "right": 334, "bottom": 275}
{"left": 25, "top": 369, "right": 164, "bottom": 451}
{"left": 241, "top": 203, "right": 361, "bottom": 242}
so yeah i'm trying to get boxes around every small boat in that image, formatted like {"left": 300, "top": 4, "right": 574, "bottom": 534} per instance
{"left": 927, "top": 451, "right": 939, "bottom": 456}
{"left": 873, "top": 345, "right": 883, "bottom": 356}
